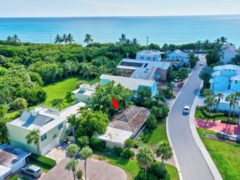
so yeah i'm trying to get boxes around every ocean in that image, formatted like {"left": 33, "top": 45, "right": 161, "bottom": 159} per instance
{"left": 0, "top": 15, "right": 240, "bottom": 46}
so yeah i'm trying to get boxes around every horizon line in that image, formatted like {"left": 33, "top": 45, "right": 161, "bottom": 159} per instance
{"left": 0, "top": 14, "right": 240, "bottom": 18}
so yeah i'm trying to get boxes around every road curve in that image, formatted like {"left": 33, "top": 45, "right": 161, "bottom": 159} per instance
{"left": 168, "top": 64, "right": 214, "bottom": 180}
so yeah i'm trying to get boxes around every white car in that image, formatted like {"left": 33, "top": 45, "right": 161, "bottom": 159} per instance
{"left": 183, "top": 105, "right": 190, "bottom": 114}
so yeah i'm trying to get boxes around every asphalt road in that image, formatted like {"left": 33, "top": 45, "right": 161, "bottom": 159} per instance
{"left": 168, "top": 62, "right": 214, "bottom": 180}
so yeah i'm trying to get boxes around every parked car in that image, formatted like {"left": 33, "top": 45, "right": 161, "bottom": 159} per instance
{"left": 183, "top": 105, "right": 190, "bottom": 114}
{"left": 21, "top": 165, "right": 42, "bottom": 178}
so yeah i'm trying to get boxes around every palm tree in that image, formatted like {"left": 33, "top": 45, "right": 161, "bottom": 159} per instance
{"left": 132, "top": 38, "right": 138, "bottom": 45}
{"left": 214, "top": 93, "right": 224, "bottom": 113}
{"left": 204, "top": 95, "right": 214, "bottom": 116}
{"left": 6, "top": 36, "right": 12, "bottom": 42}
{"left": 136, "top": 145, "right": 154, "bottom": 177}
{"left": 119, "top": 33, "right": 127, "bottom": 44}
{"left": 25, "top": 129, "right": 41, "bottom": 154}
{"left": 67, "top": 33, "right": 75, "bottom": 44}
{"left": 12, "top": 34, "right": 20, "bottom": 43}
{"left": 80, "top": 63, "right": 94, "bottom": 81}
{"left": 220, "top": 36, "right": 227, "bottom": 44}
{"left": 65, "top": 159, "right": 78, "bottom": 180}
{"left": 68, "top": 115, "right": 77, "bottom": 142}
{"left": 225, "top": 93, "right": 237, "bottom": 120}
{"left": 80, "top": 146, "right": 93, "bottom": 180}
{"left": 156, "top": 141, "right": 172, "bottom": 163}
{"left": 63, "top": 34, "right": 68, "bottom": 44}
{"left": 84, "top": 34, "right": 93, "bottom": 44}
{"left": 55, "top": 34, "right": 62, "bottom": 44}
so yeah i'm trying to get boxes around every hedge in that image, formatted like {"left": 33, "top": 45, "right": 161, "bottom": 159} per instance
{"left": 29, "top": 154, "right": 56, "bottom": 168}
{"left": 197, "top": 106, "right": 225, "bottom": 118}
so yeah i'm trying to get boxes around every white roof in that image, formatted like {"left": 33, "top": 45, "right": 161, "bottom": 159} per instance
{"left": 100, "top": 74, "right": 155, "bottom": 91}
{"left": 173, "top": 50, "right": 188, "bottom": 58}
{"left": 7, "top": 102, "right": 86, "bottom": 134}
{"left": 137, "top": 50, "right": 161, "bottom": 56}
{"left": 230, "top": 75, "right": 240, "bottom": 81}
{"left": 59, "top": 102, "right": 85, "bottom": 120}
{"left": 0, "top": 165, "right": 10, "bottom": 178}
{"left": 98, "top": 127, "right": 132, "bottom": 145}
{"left": 118, "top": 58, "right": 170, "bottom": 70}
{"left": 72, "top": 83, "right": 97, "bottom": 97}
{"left": 213, "top": 64, "right": 240, "bottom": 71}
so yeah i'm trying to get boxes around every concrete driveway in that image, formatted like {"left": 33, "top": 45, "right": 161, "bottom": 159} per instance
{"left": 40, "top": 158, "right": 127, "bottom": 180}
{"left": 168, "top": 61, "right": 214, "bottom": 180}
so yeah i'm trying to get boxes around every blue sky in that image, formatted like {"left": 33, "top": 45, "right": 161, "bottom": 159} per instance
{"left": 1, "top": 0, "right": 240, "bottom": 17}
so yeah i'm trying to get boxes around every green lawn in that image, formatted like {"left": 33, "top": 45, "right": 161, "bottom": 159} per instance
{"left": 146, "top": 121, "right": 168, "bottom": 145}
{"left": 197, "top": 128, "right": 240, "bottom": 180}
{"left": 43, "top": 77, "right": 98, "bottom": 108}
{"left": 166, "top": 164, "right": 179, "bottom": 180}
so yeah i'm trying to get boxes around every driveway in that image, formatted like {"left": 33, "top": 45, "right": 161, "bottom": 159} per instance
{"left": 40, "top": 158, "right": 127, "bottom": 180}
{"left": 168, "top": 61, "right": 214, "bottom": 180}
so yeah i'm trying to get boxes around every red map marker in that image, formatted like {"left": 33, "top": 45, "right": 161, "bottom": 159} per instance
{"left": 112, "top": 98, "right": 119, "bottom": 109}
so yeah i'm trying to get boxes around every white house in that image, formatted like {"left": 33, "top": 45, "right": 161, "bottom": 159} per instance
{"left": 0, "top": 144, "right": 30, "bottom": 180}
{"left": 136, "top": 50, "right": 162, "bottom": 61}
{"left": 98, "top": 106, "right": 150, "bottom": 148}
{"left": 72, "top": 83, "right": 98, "bottom": 103}
{"left": 210, "top": 65, "right": 240, "bottom": 113}
{"left": 100, "top": 74, "right": 159, "bottom": 97}
{"left": 220, "top": 43, "right": 238, "bottom": 64}
{"left": 117, "top": 58, "right": 170, "bottom": 81}
{"left": 167, "top": 50, "right": 189, "bottom": 64}
{"left": 7, "top": 102, "right": 85, "bottom": 155}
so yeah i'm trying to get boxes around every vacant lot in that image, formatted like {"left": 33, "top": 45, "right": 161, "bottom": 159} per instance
{"left": 197, "top": 128, "right": 240, "bottom": 180}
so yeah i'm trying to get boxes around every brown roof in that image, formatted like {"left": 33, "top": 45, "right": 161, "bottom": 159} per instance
{"left": 109, "top": 106, "right": 150, "bottom": 135}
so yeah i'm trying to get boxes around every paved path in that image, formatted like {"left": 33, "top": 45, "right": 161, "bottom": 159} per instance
{"left": 41, "top": 158, "right": 127, "bottom": 180}
{"left": 168, "top": 63, "right": 214, "bottom": 180}
{"left": 196, "top": 119, "right": 240, "bottom": 135}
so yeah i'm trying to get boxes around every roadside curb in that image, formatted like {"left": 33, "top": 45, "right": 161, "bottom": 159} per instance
{"left": 189, "top": 85, "right": 223, "bottom": 180}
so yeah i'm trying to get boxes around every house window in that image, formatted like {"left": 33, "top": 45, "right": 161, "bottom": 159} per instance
{"left": 58, "top": 123, "right": 64, "bottom": 130}
{"left": 41, "top": 134, "right": 47, "bottom": 142}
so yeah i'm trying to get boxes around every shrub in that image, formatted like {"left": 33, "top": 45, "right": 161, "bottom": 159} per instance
{"left": 113, "top": 147, "right": 123, "bottom": 156}
{"left": 124, "top": 138, "right": 137, "bottom": 148}
{"left": 77, "top": 136, "right": 89, "bottom": 148}
{"left": 89, "top": 135, "right": 106, "bottom": 151}
{"left": 120, "top": 148, "right": 135, "bottom": 159}
{"left": 29, "top": 154, "right": 56, "bottom": 168}
{"left": 136, "top": 169, "right": 158, "bottom": 180}
{"left": 146, "top": 114, "right": 157, "bottom": 129}
{"left": 10, "top": 98, "right": 28, "bottom": 110}
{"left": 150, "top": 161, "right": 168, "bottom": 179}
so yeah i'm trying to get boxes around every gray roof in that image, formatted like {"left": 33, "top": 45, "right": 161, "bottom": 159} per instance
{"left": 0, "top": 144, "right": 30, "bottom": 168}
{"left": 100, "top": 74, "right": 155, "bottom": 91}
{"left": 109, "top": 106, "right": 150, "bottom": 135}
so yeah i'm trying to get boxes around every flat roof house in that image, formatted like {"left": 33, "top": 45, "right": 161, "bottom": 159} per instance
{"left": 7, "top": 102, "right": 85, "bottom": 155}
{"left": 210, "top": 65, "right": 240, "bottom": 113}
{"left": 220, "top": 43, "right": 239, "bottom": 64}
{"left": 167, "top": 50, "right": 189, "bottom": 65}
{"left": 72, "top": 83, "right": 98, "bottom": 103}
{"left": 136, "top": 50, "right": 162, "bottom": 61}
{"left": 117, "top": 58, "right": 170, "bottom": 81}
{"left": 98, "top": 106, "right": 150, "bottom": 148}
{"left": 100, "top": 74, "right": 158, "bottom": 97}
{"left": 0, "top": 144, "right": 30, "bottom": 180}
